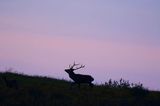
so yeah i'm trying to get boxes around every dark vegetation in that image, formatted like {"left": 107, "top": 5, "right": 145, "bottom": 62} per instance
{"left": 0, "top": 71, "right": 160, "bottom": 106}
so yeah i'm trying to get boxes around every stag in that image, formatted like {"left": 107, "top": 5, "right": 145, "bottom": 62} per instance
{"left": 65, "top": 62, "right": 94, "bottom": 88}
{"left": 2, "top": 76, "right": 18, "bottom": 89}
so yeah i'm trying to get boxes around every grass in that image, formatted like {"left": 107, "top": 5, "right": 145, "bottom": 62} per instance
{"left": 0, "top": 71, "right": 160, "bottom": 106}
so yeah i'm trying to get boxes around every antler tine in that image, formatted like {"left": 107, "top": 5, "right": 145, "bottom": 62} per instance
{"left": 74, "top": 64, "right": 85, "bottom": 70}
{"left": 69, "top": 64, "right": 71, "bottom": 68}
{"left": 74, "top": 61, "right": 80, "bottom": 66}
{"left": 81, "top": 65, "right": 85, "bottom": 68}
{"left": 70, "top": 61, "right": 79, "bottom": 68}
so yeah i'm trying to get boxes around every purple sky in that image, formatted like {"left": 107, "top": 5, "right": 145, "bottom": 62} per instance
{"left": 0, "top": 0, "right": 160, "bottom": 90}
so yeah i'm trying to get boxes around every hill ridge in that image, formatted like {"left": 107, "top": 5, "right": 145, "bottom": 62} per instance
{"left": 0, "top": 71, "right": 160, "bottom": 106}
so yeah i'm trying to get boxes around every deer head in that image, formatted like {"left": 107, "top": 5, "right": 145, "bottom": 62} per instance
{"left": 65, "top": 62, "right": 85, "bottom": 74}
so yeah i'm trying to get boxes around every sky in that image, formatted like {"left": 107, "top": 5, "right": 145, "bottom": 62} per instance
{"left": 0, "top": 0, "right": 160, "bottom": 90}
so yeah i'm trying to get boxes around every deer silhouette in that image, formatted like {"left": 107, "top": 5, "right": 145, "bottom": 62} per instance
{"left": 2, "top": 76, "right": 18, "bottom": 89}
{"left": 65, "top": 62, "right": 94, "bottom": 88}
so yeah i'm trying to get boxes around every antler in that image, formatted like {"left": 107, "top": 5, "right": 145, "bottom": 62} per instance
{"left": 69, "top": 62, "right": 79, "bottom": 69}
{"left": 74, "top": 64, "right": 85, "bottom": 70}
{"left": 69, "top": 62, "right": 85, "bottom": 70}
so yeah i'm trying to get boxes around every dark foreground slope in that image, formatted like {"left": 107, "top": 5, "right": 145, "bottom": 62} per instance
{"left": 0, "top": 72, "right": 160, "bottom": 106}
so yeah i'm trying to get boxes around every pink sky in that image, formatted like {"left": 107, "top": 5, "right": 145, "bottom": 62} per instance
{"left": 0, "top": 35, "right": 160, "bottom": 90}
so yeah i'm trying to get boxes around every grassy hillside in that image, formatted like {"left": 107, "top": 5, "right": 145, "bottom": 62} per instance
{"left": 0, "top": 72, "right": 160, "bottom": 106}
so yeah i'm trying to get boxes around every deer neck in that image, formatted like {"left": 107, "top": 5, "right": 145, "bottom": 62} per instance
{"left": 69, "top": 71, "right": 76, "bottom": 78}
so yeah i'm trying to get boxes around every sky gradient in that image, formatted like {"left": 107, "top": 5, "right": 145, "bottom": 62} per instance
{"left": 0, "top": 0, "right": 160, "bottom": 90}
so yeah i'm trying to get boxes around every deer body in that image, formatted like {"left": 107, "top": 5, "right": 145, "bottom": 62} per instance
{"left": 69, "top": 72, "right": 94, "bottom": 84}
{"left": 65, "top": 62, "right": 94, "bottom": 88}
